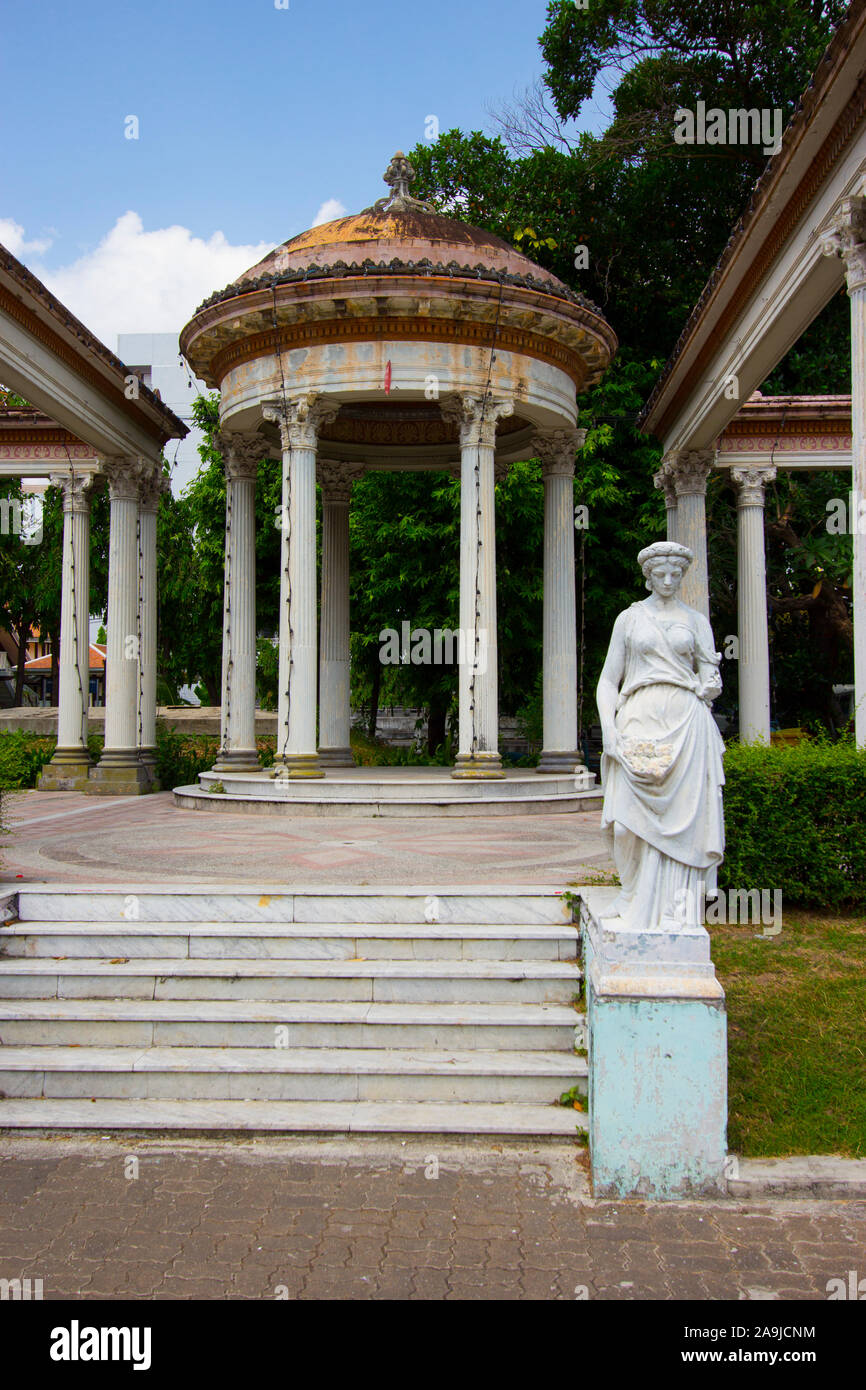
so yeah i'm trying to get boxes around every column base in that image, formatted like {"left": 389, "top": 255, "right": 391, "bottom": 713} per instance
{"left": 38, "top": 747, "right": 93, "bottom": 793}
{"left": 537, "top": 749, "right": 583, "bottom": 774}
{"left": 212, "top": 748, "right": 262, "bottom": 774}
{"left": 317, "top": 747, "right": 355, "bottom": 768}
{"left": 451, "top": 752, "right": 504, "bottom": 780}
{"left": 274, "top": 753, "right": 325, "bottom": 780}
{"left": 85, "top": 750, "right": 154, "bottom": 796}
{"left": 139, "top": 748, "right": 162, "bottom": 792}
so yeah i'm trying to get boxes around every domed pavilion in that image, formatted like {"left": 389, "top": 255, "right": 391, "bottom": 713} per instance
{"left": 178, "top": 151, "right": 616, "bottom": 806}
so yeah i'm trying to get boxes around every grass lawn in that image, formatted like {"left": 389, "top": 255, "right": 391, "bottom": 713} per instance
{"left": 710, "top": 911, "right": 866, "bottom": 1158}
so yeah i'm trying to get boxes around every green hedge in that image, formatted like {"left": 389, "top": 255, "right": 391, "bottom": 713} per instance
{"left": 720, "top": 739, "right": 866, "bottom": 909}
{"left": 0, "top": 731, "right": 61, "bottom": 789}
{"left": 154, "top": 726, "right": 275, "bottom": 785}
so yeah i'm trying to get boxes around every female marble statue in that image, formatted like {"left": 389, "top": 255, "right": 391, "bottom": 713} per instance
{"left": 596, "top": 542, "right": 725, "bottom": 931}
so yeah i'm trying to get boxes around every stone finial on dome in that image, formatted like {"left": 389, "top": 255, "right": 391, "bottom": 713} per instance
{"left": 372, "top": 150, "right": 435, "bottom": 214}
{"left": 384, "top": 151, "right": 414, "bottom": 200}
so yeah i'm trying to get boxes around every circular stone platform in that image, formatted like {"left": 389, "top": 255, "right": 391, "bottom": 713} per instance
{"left": 173, "top": 767, "right": 602, "bottom": 818}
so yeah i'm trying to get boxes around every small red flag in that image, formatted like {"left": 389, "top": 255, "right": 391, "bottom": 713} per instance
{"left": 384, "top": 360, "right": 392, "bottom": 395}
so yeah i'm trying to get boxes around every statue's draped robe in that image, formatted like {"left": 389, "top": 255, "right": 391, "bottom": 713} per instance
{"left": 600, "top": 601, "right": 725, "bottom": 929}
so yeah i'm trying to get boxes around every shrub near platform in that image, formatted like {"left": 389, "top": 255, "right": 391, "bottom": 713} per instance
{"left": 0, "top": 732, "right": 105, "bottom": 789}
{"left": 0, "top": 731, "right": 60, "bottom": 789}
{"left": 720, "top": 739, "right": 866, "bottom": 910}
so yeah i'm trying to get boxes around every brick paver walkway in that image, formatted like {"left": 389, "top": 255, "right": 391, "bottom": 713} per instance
{"left": 1, "top": 1136, "right": 863, "bottom": 1300}
{"left": 2, "top": 789, "right": 614, "bottom": 887}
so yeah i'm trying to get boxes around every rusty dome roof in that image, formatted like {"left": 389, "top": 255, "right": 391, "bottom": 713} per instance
{"left": 193, "top": 150, "right": 595, "bottom": 316}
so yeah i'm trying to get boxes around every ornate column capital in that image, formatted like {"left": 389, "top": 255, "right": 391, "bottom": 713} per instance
{"left": 653, "top": 465, "right": 678, "bottom": 508}
{"left": 49, "top": 472, "right": 96, "bottom": 514}
{"left": 533, "top": 428, "right": 586, "bottom": 479}
{"left": 731, "top": 464, "right": 777, "bottom": 508}
{"left": 441, "top": 393, "right": 514, "bottom": 449}
{"left": 262, "top": 394, "right": 339, "bottom": 452}
{"left": 140, "top": 471, "right": 170, "bottom": 513}
{"left": 218, "top": 431, "right": 265, "bottom": 482}
{"left": 317, "top": 461, "right": 365, "bottom": 504}
{"left": 661, "top": 448, "right": 715, "bottom": 497}
{"left": 821, "top": 195, "right": 866, "bottom": 294}
{"left": 101, "top": 456, "right": 146, "bottom": 502}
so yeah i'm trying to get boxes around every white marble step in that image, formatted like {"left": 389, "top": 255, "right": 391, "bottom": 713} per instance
{"left": 0, "top": 1097, "right": 588, "bottom": 1136}
{"left": 0, "top": 921, "right": 577, "bottom": 961}
{"left": 0, "top": 998, "right": 578, "bottom": 1050}
{"left": 0, "top": 957, "right": 580, "bottom": 1004}
{"left": 16, "top": 887, "right": 573, "bottom": 927}
{"left": 0, "top": 1046, "right": 588, "bottom": 1103}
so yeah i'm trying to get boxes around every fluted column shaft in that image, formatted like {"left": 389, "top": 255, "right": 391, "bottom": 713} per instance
{"left": 661, "top": 450, "right": 713, "bottom": 619}
{"left": 733, "top": 466, "right": 776, "bottom": 743}
{"left": 38, "top": 474, "right": 93, "bottom": 790}
{"left": 824, "top": 199, "right": 866, "bottom": 747}
{"left": 138, "top": 473, "right": 163, "bottom": 781}
{"left": 263, "top": 396, "right": 337, "bottom": 777}
{"left": 444, "top": 395, "right": 512, "bottom": 778}
{"left": 853, "top": 272, "right": 866, "bottom": 749}
{"left": 88, "top": 458, "right": 151, "bottom": 794}
{"left": 318, "top": 463, "right": 362, "bottom": 767}
{"left": 214, "top": 436, "right": 262, "bottom": 773}
{"left": 534, "top": 430, "right": 585, "bottom": 772}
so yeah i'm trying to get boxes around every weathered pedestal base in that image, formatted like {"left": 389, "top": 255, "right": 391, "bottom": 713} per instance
{"left": 317, "top": 747, "right": 354, "bottom": 768}
{"left": 274, "top": 753, "right": 324, "bottom": 780}
{"left": 536, "top": 750, "right": 582, "bottom": 774}
{"left": 451, "top": 752, "right": 504, "bottom": 779}
{"left": 580, "top": 888, "right": 727, "bottom": 1200}
{"left": 37, "top": 748, "right": 93, "bottom": 793}
{"left": 85, "top": 752, "right": 155, "bottom": 796}
{"left": 211, "top": 748, "right": 261, "bottom": 775}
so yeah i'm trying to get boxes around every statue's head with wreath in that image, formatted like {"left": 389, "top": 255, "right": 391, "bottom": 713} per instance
{"left": 636, "top": 541, "right": 693, "bottom": 591}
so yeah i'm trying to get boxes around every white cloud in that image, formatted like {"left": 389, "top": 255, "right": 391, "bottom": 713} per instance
{"left": 11, "top": 211, "right": 273, "bottom": 348}
{"left": 0, "top": 217, "right": 54, "bottom": 257}
{"left": 312, "top": 198, "right": 348, "bottom": 227}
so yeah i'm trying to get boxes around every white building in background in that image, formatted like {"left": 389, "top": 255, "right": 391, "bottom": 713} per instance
{"left": 116, "top": 333, "right": 207, "bottom": 493}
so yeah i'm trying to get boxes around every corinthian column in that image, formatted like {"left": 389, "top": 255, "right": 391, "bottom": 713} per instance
{"left": 653, "top": 463, "right": 680, "bottom": 544}
{"left": 138, "top": 469, "right": 166, "bottom": 786}
{"left": 318, "top": 461, "right": 364, "bottom": 767}
{"left": 442, "top": 393, "right": 512, "bottom": 778}
{"left": 731, "top": 465, "right": 776, "bottom": 744}
{"left": 661, "top": 449, "right": 714, "bottom": 619}
{"left": 88, "top": 457, "right": 151, "bottom": 794}
{"left": 533, "top": 429, "right": 586, "bottom": 773}
{"left": 263, "top": 394, "right": 337, "bottom": 777}
{"left": 823, "top": 197, "right": 866, "bottom": 748}
{"left": 38, "top": 472, "right": 95, "bottom": 791}
{"left": 213, "top": 433, "right": 263, "bottom": 773}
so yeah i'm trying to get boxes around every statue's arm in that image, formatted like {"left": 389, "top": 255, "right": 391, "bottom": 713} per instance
{"left": 694, "top": 614, "right": 723, "bottom": 704}
{"left": 596, "top": 613, "right": 627, "bottom": 757}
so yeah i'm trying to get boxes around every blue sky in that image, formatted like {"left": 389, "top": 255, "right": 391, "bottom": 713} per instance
{"left": 1, "top": 0, "right": 610, "bottom": 347}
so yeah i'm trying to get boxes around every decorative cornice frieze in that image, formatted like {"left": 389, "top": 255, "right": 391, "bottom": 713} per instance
{"left": 207, "top": 314, "right": 593, "bottom": 394}
{"left": 821, "top": 195, "right": 866, "bottom": 295}
{"left": 731, "top": 464, "right": 777, "bottom": 507}
{"left": 533, "top": 428, "right": 586, "bottom": 479}
{"left": 440, "top": 393, "right": 514, "bottom": 449}
{"left": 317, "top": 461, "right": 365, "bottom": 503}
{"left": 661, "top": 448, "right": 715, "bottom": 497}
{"left": 262, "top": 395, "right": 339, "bottom": 452}
{"left": 48, "top": 471, "right": 96, "bottom": 514}
{"left": 217, "top": 431, "right": 265, "bottom": 482}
